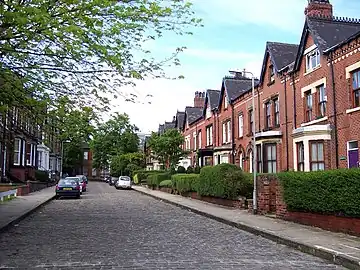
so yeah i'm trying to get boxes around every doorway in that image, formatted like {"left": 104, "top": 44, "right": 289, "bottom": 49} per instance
{"left": 347, "top": 141, "right": 359, "bottom": 168}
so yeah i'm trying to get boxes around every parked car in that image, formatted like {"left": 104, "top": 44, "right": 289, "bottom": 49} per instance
{"left": 115, "top": 176, "right": 132, "bottom": 189}
{"left": 55, "top": 178, "right": 81, "bottom": 199}
{"left": 104, "top": 176, "right": 111, "bottom": 183}
{"left": 76, "top": 175, "right": 88, "bottom": 190}
{"left": 65, "top": 177, "right": 83, "bottom": 194}
{"left": 109, "top": 177, "right": 117, "bottom": 186}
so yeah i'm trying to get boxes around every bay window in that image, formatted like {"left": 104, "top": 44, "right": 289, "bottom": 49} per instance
{"left": 206, "top": 125, "right": 213, "bottom": 146}
{"left": 238, "top": 114, "right": 243, "bottom": 137}
{"left": 310, "top": 141, "right": 325, "bottom": 171}
{"left": 317, "top": 84, "right": 326, "bottom": 117}
{"left": 264, "top": 144, "right": 276, "bottom": 173}
{"left": 13, "top": 138, "right": 21, "bottom": 165}
{"left": 352, "top": 69, "right": 360, "bottom": 108}
{"left": 305, "top": 90, "right": 312, "bottom": 122}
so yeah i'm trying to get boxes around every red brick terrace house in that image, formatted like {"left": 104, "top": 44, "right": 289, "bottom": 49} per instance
{"left": 290, "top": 0, "right": 360, "bottom": 171}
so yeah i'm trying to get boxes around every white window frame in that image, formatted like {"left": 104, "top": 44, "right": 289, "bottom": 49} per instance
{"left": 206, "top": 126, "right": 213, "bottom": 146}
{"left": 224, "top": 94, "right": 228, "bottom": 109}
{"left": 227, "top": 120, "right": 231, "bottom": 143}
{"left": 306, "top": 48, "right": 320, "bottom": 72}
{"left": 222, "top": 122, "right": 226, "bottom": 143}
{"left": 21, "top": 140, "right": 25, "bottom": 166}
{"left": 206, "top": 105, "right": 211, "bottom": 119}
{"left": 198, "top": 131, "right": 202, "bottom": 149}
{"left": 26, "top": 143, "right": 33, "bottom": 166}
{"left": 13, "top": 138, "right": 21, "bottom": 166}
{"left": 193, "top": 131, "right": 197, "bottom": 150}
{"left": 84, "top": 151, "right": 89, "bottom": 160}
{"left": 238, "top": 114, "right": 244, "bottom": 137}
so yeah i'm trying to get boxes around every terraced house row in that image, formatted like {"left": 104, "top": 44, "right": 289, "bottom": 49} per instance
{"left": 157, "top": 0, "right": 360, "bottom": 173}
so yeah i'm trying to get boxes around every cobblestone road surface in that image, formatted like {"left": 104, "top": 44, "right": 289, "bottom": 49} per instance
{"left": 0, "top": 182, "right": 345, "bottom": 269}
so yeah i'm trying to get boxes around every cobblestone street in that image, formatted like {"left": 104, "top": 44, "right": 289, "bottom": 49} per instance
{"left": 0, "top": 182, "right": 345, "bottom": 269}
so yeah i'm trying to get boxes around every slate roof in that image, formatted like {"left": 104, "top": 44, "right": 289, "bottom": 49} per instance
{"left": 175, "top": 111, "right": 185, "bottom": 130}
{"left": 218, "top": 77, "right": 259, "bottom": 109}
{"left": 158, "top": 124, "right": 164, "bottom": 135}
{"left": 185, "top": 106, "right": 203, "bottom": 125}
{"left": 207, "top": 90, "right": 220, "bottom": 110}
{"left": 294, "top": 15, "right": 360, "bottom": 70}
{"left": 259, "top": 42, "right": 299, "bottom": 83}
{"left": 164, "top": 121, "right": 175, "bottom": 131}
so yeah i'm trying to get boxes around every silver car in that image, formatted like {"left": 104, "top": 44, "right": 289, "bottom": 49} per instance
{"left": 115, "top": 176, "right": 132, "bottom": 189}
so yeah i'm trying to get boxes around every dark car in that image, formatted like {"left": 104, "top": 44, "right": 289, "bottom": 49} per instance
{"left": 109, "top": 177, "right": 117, "bottom": 186}
{"left": 55, "top": 179, "right": 81, "bottom": 199}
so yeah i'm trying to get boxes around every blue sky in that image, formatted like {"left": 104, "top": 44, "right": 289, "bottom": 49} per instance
{"left": 108, "top": 0, "right": 360, "bottom": 133}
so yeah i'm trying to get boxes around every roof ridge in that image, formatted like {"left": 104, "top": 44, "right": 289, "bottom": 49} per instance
{"left": 267, "top": 41, "right": 299, "bottom": 46}
{"left": 308, "top": 14, "right": 360, "bottom": 24}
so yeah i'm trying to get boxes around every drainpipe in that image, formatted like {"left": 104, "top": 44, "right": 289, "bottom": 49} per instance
{"left": 291, "top": 73, "right": 297, "bottom": 128}
{"left": 231, "top": 103, "right": 235, "bottom": 164}
{"left": 257, "top": 88, "right": 261, "bottom": 131}
{"left": 283, "top": 72, "right": 289, "bottom": 171}
{"left": 329, "top": 51, "right": 339, "bottom": 169}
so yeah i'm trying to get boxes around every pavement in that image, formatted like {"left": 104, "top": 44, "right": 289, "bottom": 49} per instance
{"left": 133, "top": 186, "right": 360, "bottom": 270}
{"left": 0, "top": 182, "right": 346, "bottom": 269}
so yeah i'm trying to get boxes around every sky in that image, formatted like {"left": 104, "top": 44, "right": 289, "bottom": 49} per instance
{"left": 106, "top": 0, "right": 360, "bottom": 134}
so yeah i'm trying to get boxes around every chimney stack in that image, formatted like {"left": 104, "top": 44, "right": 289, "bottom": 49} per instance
{"left": 194, "top": 91, "right": 205, "bottom": 108}
{"left": 305, "top": 0, "right": 333, "bottom": 18}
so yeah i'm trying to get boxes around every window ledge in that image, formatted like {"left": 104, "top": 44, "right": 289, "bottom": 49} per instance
{"left": 301, "top": 116, "right": 328, "bottom": 127}
{"left": 304, "top": 65, "right": 321, "bottom": 76}
{"left": 346, "top": 107, "right": 360, "bottom": 114}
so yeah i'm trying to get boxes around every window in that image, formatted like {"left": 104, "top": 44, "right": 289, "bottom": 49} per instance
{"left": 352, "top": 70, "right": 360, "bottom": 108}
{"left": 238, "top": 114, "right": 244, "bottom": 137}
{"left": 317, "top": 84, "right": 326, "bottom": 117}
{"left": 297, "top": 142, "right": 305, "bottom": 171}
{"left": 239, "top": 152, "right": 243, "bottom": 169}
{"left": 206, "top": 105, "right": 211, "bottom": 119}
{"left": 249, "top": 109, "right": 254, "bottom": 135}
{"left": 84, "top": 151, "right": 89, "bottom": 160}
{"left": 264, "top": 144, "right": 276, "bottom": 173}
{"left": 198, "top": 131, "right": 202, "bottom": 149}
{"left": 220, "top": 155, "right": 229, "bottom": 164}
{"left": 222, "top": 120, "right": 231, "bottom": 143}
{"left": 26, "top": 143, "right": 32, "bottom": 166}
{"left": 13, "top": 138, "right": 21, "bottom": 165}
{"left": 305, "top": 91, "right": 313, "bottom": 122}
{"left": 193, "top": 132, "right": 197, "bottom": 150}
{"left": 206, "top": 125, "right": 213, "bottom": 146}
{"left": 310, "top": 141, "right": 325, "bottom": 171}
{"left": 185, "top": 136, "right": 190, "bottom": 150}
{"left": 224, "top": 94, "right": 228, "bottom": 109}
{"left": 274, "top": 98, "right": 280, "bottom": 126}
{"left": 269, "top": 65, "right": 275, "bottom": 83}
{"left": 306, "top": 49, "right": 320, "bottom": 72}
{"left": 265, "top": 101, "right": 271, "bottom": 129}
{"left": 256, "top": 144, "right": 262, "bottom": 173}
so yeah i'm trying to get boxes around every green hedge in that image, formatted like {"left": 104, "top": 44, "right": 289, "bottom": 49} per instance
{"left": 159, "top": 180, "right": 172, "bottom": 188}
{"left": 35, "top": 170, "right": 50, "bottom": 182}
{"left": 171, "top": 174, "right": 199, "bottom": 194}
{"left": 198, "top": 164, "right": 252, "bottom": 200}
{"left": 147, "top": 172, "right": 171, "bottom": 188}
{"left": 278, "top": 169, "right": 360, "bottom": 217}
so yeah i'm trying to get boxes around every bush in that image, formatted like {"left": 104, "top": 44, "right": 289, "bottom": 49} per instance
{"left": 35, "top": 170, "right": 50, "bottom": 182}
{"left": 186, "top": 166, "right": 194, "bottom": 174}
{"left": 132, "top": 169, "right": 164, "bottom": 177}
{"left": 177, "top": 166, "right": 186, "bottom": 174}
{"left": 278, "top": 169, "right": 360, "bottom": 217}
{"left": 171, "top": 174, "right": 200, "bottom": 194}
{"left": 198, "top": 164, "right": 251, "bottom": 200}
{"left": 136, "top": 172, "right": 147, "bottom": 182}
{"left": 159, "top": 180, "right": 172, "bottom": 188}
{"left": 146, "top": 172, "right": 171, "bottom": 188}
{"left": 194, "top": 166, "right": 201, "bottom": 174}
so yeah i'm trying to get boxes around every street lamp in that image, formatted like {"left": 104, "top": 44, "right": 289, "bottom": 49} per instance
{"left": 241, "top": 69, "right": 257, "bottom": 214}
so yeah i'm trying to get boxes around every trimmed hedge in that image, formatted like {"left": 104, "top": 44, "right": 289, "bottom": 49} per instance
{"left": 159, "top": 179, "right": 172, "bottom": 188}
{"left": 198, "top": 164, "right": 252, "bottom": 200}
{"left": 147, "top": 172, "right": 171, "bottom": 188}
{"left": 278, "top": 169, "right": 360, "bottom": 217}
{"left": 171, "top": 174, "right": 199, "bottom": 195}
{"left": 35, "top": 170, "right": 50, "bottom": 182}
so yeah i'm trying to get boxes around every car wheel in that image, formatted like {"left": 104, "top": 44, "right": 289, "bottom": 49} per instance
{"left": 76, "top": 194, "right": 81, "bottom": 199}
{"left": 55, "top": 195, "right": 59, "bottom": 200}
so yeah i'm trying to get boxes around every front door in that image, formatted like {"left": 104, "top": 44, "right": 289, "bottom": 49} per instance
{"left": 348, "top": 149, "right": 359, "bottom": 168}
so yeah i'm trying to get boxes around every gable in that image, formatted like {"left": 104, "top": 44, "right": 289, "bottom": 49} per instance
{"left": 259, "top": 51, "right": 275, "bottom": 85}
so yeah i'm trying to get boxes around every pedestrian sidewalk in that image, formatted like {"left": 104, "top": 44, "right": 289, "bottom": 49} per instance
{"left": 133, "top": 186, "right": 360, "bottom": 270}
{"left": 0, "top": 186, "right": 55, "bottom": 232}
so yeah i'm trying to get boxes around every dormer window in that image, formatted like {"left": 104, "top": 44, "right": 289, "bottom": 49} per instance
{"left": 206, "top": 104, "right": 211, "bottom": 119}
{"left": 269, "top": 65, "right": 275, "bottom": 83}
{"left": 306, "top": 48, "right": 320, "bottom": 72}
{"left": 224, "top": 94, "right": 228, "bottom": 109}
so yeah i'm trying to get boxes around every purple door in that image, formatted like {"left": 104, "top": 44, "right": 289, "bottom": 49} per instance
{"left": 348, "top": 149, "right": 359, "bottom": 168}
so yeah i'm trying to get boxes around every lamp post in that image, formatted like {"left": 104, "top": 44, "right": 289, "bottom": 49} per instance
{"left": 241, "top": 69, "right": 257, "bottom": 214}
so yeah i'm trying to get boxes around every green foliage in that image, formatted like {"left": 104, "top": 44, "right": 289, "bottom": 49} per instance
{"left": 171, "top": 174, "right": 199, "bottom": 195}
{"left": 35, "top": 170, "right": 49, "bottom": 183}
{"left": 159, "top": 180, "right": 172, "bottom": 188}
{"left": 91, "top": 113, "right": 139, "bottom": 170}
{"left": 148, "top": 129, "right": 187, "bottom": 170}
{"left": 198, "top": 164, "right": 252, "bottom": 200}
{"left": 110, "top": 152, "right": 145, "bottom": 177}
{"left": 194, "top": 166, "right": 201, "bottom": 174}
{"left": 186, "top": 166, "right": 194, "bottom": 174}
{"left": 147, "top": 173, "right": 171, "bottom": 188}
{"left": 177, "top": 166, "right": 186, "bottom": 174}
{"left": 278, "top": 169, "right": 360, "bottom": 217}
{"left": 133, "top": 174, "right": 139, "bottom": 185}
{"left": 0, "top": 0, "right": 202, "bottom": 107}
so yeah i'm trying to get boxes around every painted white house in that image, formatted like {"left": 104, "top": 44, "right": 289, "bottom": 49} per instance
{"left": 37, "top": 143, "right": 50, "bottom": 172}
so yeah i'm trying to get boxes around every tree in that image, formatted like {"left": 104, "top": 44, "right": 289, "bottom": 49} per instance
{"left": 110, "top": 152, "right": 145, "bottom": 177}
{"left": 0, "top": 0, "right": 202, "bottom": 107}
{"left": 91, "top": 113, "right": 139, "bottom": 170}
{"left": 148, "top": 129, "right": 186, "bottom": 170}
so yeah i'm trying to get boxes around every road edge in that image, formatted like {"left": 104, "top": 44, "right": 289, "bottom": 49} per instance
{"left": 0, "top": 194, "right": 56, "bottom": 234}
{"left": 133, "top": 187, "right": 359, "bottom": 270}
